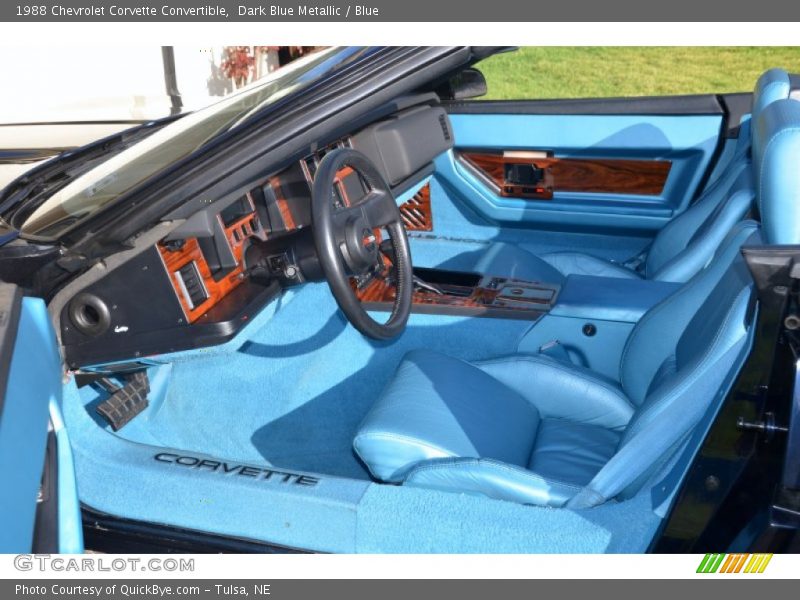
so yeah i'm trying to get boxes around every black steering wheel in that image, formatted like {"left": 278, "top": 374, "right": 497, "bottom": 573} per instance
{"left": 312, "top": 148, "right": 413, "bottom": 340}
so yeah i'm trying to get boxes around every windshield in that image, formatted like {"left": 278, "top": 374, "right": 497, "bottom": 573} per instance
{"left": 19, "top": 46, "right": 355, "bottom": 239}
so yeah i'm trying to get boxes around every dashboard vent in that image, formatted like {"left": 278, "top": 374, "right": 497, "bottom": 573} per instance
{"left": 399, "top": 184, "right": 433, "bottom": 232}
{"left": 175, "top": 261, "right": 209, "bottom": 310}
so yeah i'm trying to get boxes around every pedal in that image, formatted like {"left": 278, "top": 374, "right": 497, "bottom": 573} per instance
{"left": 95, "top": 371, "right": 150, "bottom": 431}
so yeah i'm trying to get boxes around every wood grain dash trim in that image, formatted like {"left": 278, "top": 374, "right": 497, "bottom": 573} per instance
{"left": 158, "top": 196, "right": 266, "bottom": 324}
{"left": 399, "top": 184, "right": 433, "bottom": 231}
{"left": 268, "top": 177, "right": 297, "bottom": 230}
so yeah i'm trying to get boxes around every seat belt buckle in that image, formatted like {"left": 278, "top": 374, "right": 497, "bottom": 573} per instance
{"left": 539, "top": 340, "right": 573, "bottom": 363}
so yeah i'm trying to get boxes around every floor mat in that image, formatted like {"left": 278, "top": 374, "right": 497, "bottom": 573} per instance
{"left": 117, "top": 282, "right": 533, "bottom": 479}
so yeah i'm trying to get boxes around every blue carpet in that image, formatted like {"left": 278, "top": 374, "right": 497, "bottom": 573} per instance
{"left": 104, "top": 283, "right": 533, "bottom": 479}
{"left": 354, "top": 482, "right": 661, "bottom": 553}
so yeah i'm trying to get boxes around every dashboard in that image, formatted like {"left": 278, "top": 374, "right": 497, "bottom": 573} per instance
{"left": 59, "top": 103, "right": 452, "bottom": 369}
{"left": 156, "top": 138, "right": 357, "bottom": 325}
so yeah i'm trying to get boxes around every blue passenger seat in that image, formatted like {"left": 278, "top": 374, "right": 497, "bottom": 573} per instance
{"left": 447, "top": 68, "right": 793, "bottom": 285}
{"left": 353, "top": 97, "right": 800, "bottom": 508}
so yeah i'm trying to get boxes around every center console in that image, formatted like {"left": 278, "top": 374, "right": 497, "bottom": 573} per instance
{"left": 550, "top": 274, "right": 681, "bottom": 322}
{"left": 356, "top": 265, "right": 684, "bottom": 381}
{"left": 356, "top": 267, "right": 560, "bottom": 320}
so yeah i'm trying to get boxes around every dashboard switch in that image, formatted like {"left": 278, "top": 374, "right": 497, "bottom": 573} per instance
{"left": 175, "top": 261, "right": 209, "bottom": 310}
{"left": 268, "top": 254, "right": 286, "bottom": 273}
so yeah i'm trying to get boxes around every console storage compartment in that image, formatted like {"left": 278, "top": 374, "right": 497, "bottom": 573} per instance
{"left": 517, "top": 275, "right": 682, "bottom": 379}
{"left": 356, "top": 266, "right": 559, "bottom": 320}
{"left": 550, "top": 275, "right": 681, "bottom": 322}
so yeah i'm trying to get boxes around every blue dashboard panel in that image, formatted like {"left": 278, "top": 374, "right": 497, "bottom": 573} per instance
{"left": 439, "top": 113, "right": 724, "bottom": 233}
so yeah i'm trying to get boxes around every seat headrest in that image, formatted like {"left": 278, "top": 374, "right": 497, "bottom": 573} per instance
{"left": 752, "top": 98, "right": 800, "bottom": 244}
{"left": 753, "top": 68, "right": 792, "bottom": 120}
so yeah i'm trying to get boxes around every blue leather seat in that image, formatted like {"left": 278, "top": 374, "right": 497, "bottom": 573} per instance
{"left": 447, "top": 69, "right": 793, "bottom": 285}
{"left": 354, "top": 98, "right": 800, "bottom": 508}
{"left": 753, "top": 93, "right": 800, "bottom": 245}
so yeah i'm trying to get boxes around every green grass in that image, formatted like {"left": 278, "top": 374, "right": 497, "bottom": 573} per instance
{"left": 478, "top": 47, "right": 800, "bottom": 100}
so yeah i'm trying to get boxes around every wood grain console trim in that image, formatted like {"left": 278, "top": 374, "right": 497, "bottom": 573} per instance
{"left": 355, "top": 272, "right": 554, "bottom": 321}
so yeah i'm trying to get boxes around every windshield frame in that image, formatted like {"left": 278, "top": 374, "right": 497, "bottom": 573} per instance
{"left": 18, "top": 47, "right": 476, "bottom": 257}
{"left": 12, "top": 46, "right": 370, "bottom": 242}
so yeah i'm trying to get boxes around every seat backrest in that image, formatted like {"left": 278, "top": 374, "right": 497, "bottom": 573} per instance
{"left": 645, "top": 167, "right": 752, "bottom": 281}
{"left": 643, "top": 68, "right": 792, "bottom": 282}
{"left": 569, "top": 234, "right": 758, "bottom": 509}
{"left": 620, "top": 220, "right": 760, "bottom": 406}
{"left": 753, "top": 68, "right": 792, "bottom": 119}
{"left": 622, "top": 95, "right": 800, "bottom": 407}
{"left": 566, "top": 93, "right": 800, "bottom": 509}
{"left": 753, "top": 98, "right": 800, "bottom": 244}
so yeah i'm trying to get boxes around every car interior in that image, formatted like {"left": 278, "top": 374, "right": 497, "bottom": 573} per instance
{"left": 43, "top": 64, "right": 800, "bottom": 552}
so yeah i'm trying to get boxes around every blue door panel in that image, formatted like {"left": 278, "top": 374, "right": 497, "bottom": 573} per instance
{"left": 50, "top": 397, "right": 84, "bottom": 553}
{"left": 439, "top": 113, "right": 724, "bottom": 233}
{"left": 0, "top": 297, "right": 77, "bottom": 553}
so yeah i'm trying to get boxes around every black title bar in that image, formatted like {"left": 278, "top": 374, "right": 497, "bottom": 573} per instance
{"left": 2, "top": 579, "right": 796, "bottom": 599}
{"left": 3, "top": 0, "right": 800, "bottom": 21}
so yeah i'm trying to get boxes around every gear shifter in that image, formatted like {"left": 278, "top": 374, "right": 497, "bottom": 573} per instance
{"left": 412, "top": 275, "right": 444, "bottom": 295}
{"left": 379, "top": 239, "right": 444, "bottom": 295}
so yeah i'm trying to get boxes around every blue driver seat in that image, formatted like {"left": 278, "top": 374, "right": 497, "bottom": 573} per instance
{"left": 450, "top": 68, "right": 793, "bottom": 285}
{"left": 353, "top": 97, "right": 800, "bottom": 508}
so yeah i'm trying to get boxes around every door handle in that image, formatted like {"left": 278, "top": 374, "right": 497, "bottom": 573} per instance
{"left": 502, "top": 161, "right": 553, "bottom": 199}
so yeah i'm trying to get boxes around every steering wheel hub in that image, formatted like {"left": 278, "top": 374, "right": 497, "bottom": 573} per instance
{"left": 342, "top": 215, "right": 379, "bottom": 273}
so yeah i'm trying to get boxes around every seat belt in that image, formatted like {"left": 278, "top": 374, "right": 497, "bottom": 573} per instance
{"left": 620, "top": 245, "right": 650, "bottom": 273}
{"left": 539, "top": 340, "right": 573, "bottom": 363}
